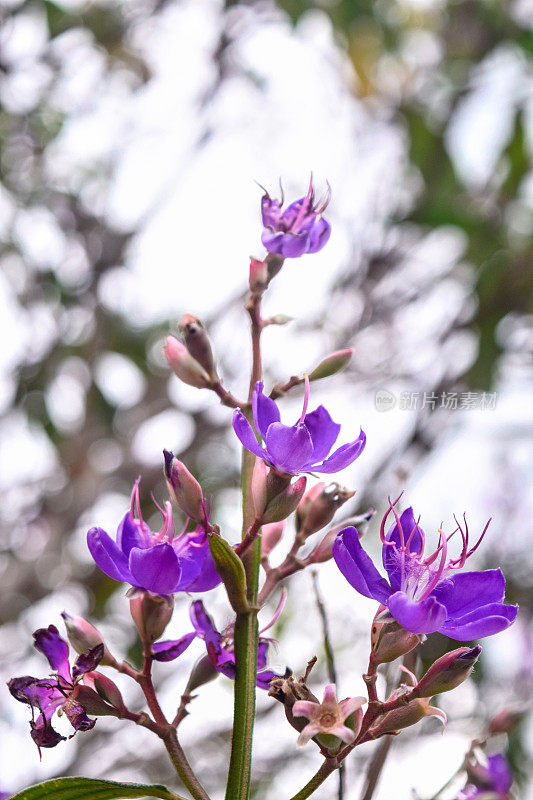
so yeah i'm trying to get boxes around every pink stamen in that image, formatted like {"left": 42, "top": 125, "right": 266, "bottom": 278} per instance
{"left": 130, "top": 477, "right": 144, "bottom": 530}
{"left": 406, "top": 515, "right": 423, "bottom": 555}
{"left": 379, "top": 492, "right": 404, "bottom": 547}
{"left": 390, "top": 501, "right": 406, "bottom": 550}
{"left": 291, "top": 176, "right": 314, "bottom": 233}
{"left": 259, "top": 588, "right": 287, "bottom": 634}
{"left": 298, "top": 374, "right": 310, "bottom": 424}
{"left": 419, "top": 529, "right": 448, "bottom": 600}
{"left": 316, "top": 181, "right": 331, "bottom": 214}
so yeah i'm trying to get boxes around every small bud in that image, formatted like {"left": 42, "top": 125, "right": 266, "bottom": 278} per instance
{"left": 164, "top": 449, "right": 205, "bottom": 523}
{"left": 261, "top": 521, "right": 285, "bottom": 557}
{"left": 308, "top": 349, "right": 354, "bottom": 382}
{"left": 262, "top": 476, "right": 307, "bottom": 524}
{"left": 309, "top": 513, "right": 373, "bottom": 563}
{"left": 164, "top": 335, "right": 211, "bottom": 389}
{"left": 370, "top": 609, "right": 421, "bottom": 665}
{"left": 414, "top": 646, "right": 481, "bottom": 698}
{"left": 208, "top": 530, "right": 249, "bottom": 614}
{"left": 371, "top": 696, "right": 447, "bottom": 736}
{"left": 488, "top": 706, "right": 524, "bottom": 736}
{"left": 61, "top": 611, "right": 115, "bottom": 667}
{"left": 69, "top": 684, "right": 118, "bottom": 717}
{"left": 130, "top": 592, "right": 174, "bottom": 643}
{"left": 83, "top": 671, "right": 125, "bottom": 712}
{"left": 185, "top": 654, "right": 220, "bottom": 693}
{"left": 296, "top": 482, "right": 355, "bottom": 538}
{"left": 249, "top": 258, "right": 269, "bottom": 293}
{"left": 252, "top": 457, "right": 268, "bottom": 518}
{"left": 179, "top": 315, "right": 218, "bottom": 381}
{"left": 265, "top": 253, "right": 284, "bottom": 282}
{"left": 269, "top": 314, "right": 294, "bottom": 326}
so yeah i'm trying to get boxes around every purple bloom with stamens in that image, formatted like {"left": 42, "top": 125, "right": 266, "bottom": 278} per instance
{"left": 183, "top": 600, "right": 285, "bottom": 690}
{"left": 233, "top": 378, "right": 366, "bottom": 477}
{"left": 261, "top": 178, "right": 331, "bottom": 258}
{"left": 458, "top": 754, "right": 513, "bottom": 799}
{"left": 7, "top": 625, "right": 103, "bottom": 752}
{"left": 87, "top": 479, "right": 221, "bottom": 595}
{"left": 333, "top": 502, "right": 517, "bottom": 640}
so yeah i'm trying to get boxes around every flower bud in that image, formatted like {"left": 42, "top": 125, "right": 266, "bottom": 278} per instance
{"left": 414, "top": 646, "right": 481, "bottom": 698}
{"left": 262, "top": 476, "right": 307, "bottom": 524}
{"left": 370, "top": 609, "right": 421, "bottom": 665}
{"left": 69, "top": 684, "right": 118, "bottom": 717}
{"left": 61, "top": 611, "right": 115, "bottom": 667}
{"left": 269, "top": 314, "right": 294, "bottom": 326}
{"left": 309, "top": 512, "right": 374, "bottom": 563}
{"left": 296, "top": 482, "right": 355, "bottom": 538}
{"left": 252, "top": 457, "right": 268, "bottom": 517}
{"left": 488, "top": 706, "right": 524, "bottom": 736}
{"left": 83, "top": 671, "right": 125, "bottom": 712}
{"left": 265, "top": 253, "right": 284, "bottom": 282}
{"left": 130, "top": 592, "right": 174, "bottom": 643}
{"left": 164, "top": 449, "right": 205, "bottom": 523}
{"left": 164, "top": 335, "right": 211, "bottom": 389}
{"left": 179, "top": 315, "right": 218, "bottom": 381}
{"left": 261, "top": 521, "right": 285, "bottom": 557}
{"left": 371, "top": 696, "right": 447, "bottom": 736}
{"left": 185, "top": 654, "right": 220, "bottom": 693}
{"left": 249, "top": 258, "right": 269, "bottom": 294}
{"left": 308, "top": 349, "right": 354, "bottom": 382}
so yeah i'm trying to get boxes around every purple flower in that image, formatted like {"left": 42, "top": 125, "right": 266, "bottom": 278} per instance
{"left": 458, "top": 754, "right": 513, "bottom": 799}
{"left": 87, "top": 479, "right": 221, "bottom": 595}
{"left": 333, "top": 501, "right": 518, "bottom": 640}
{"left": 233, "top": 378, "right": 366, "bottom": 476}
{"left": 7, "top": 625, "right": 103, "bottom": 752}
{"left": 185, "top": 600, "right": 285, "bottom": 690}
{"left": 261, "top": 178, "right": 331, "bottom": 258}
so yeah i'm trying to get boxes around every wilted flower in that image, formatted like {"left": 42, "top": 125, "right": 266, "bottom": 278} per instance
{"left": 7, "top": 625, "right": 110, "bottom": 752}
{"left": 292, "top": 684, "right": 365, "bottom": 746}
{"left": 87, "top": 478, "right": 221, "bottom": 596}
{"left": 233, "top": 378, "right": 366, "bottom": 476}
{"left": 261, "top": 178, "right": 331, "bottom": 258}
{"left": 333, "top": 502, "right": 517, "bottom": 639}
{"left": 458, "top": 753, "right": 513, "bottom": 799}
{"left": 185, "top": 600, "right": 285, "bottom": 690}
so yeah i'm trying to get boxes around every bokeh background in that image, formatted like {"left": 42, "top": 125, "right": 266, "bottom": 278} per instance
{"left": 1, "top": 0, "right": 532, "bottom": 797}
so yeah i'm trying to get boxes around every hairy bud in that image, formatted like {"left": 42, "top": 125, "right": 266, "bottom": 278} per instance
{"left": 130, "top": 592, "right": 174, "bottom": 643}
{"left": 61, "top": 611, "right": 115, "bottom": 667}
{"left": 488, "top": 706, "right": 524, "bottom": 736}
{"left": 308, "top": 349, "right": 354, "bottom": 382}
{"left": 414, "top": 646, "right": 481, "bottom": 698}
{"left": 371, "top": 695, "right": 447, "bottom": 736}
{"left": 179, "top": 315, "right": 218, "bottom": 381}
{"left": 83, "top": 671, "right": 125, "bottom": 712}
{"left": 262, "top": 476, "right": 307, "bottom": 524}
{"left": 296, "top": 482, "right": 355, "bottom": 538}
{"left": 370, "top": 609, "right": 421, "bottom": 665}
{"left": 249, "top": 258, "right": 269, "bottom": 294}
{"left": 261, "top": 521, "right": 285, "bottom": 557}
{"left": 185, "top": 654, "right": 220, "bottom": 693}
{"left": 164, "top": 335, "right": 211, "bottom": 389}
{"left": 164, "top": 449, "right": 205, "bottom": 523}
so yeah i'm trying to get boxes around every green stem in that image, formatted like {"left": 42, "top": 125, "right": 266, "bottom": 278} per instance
{"left": 289, "top": 759, "right": 338, "bottom": 800}
{"left": 162, "top": 728, "right": 211, "bottom": 800}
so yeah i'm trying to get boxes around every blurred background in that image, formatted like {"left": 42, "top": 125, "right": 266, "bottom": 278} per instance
{"left": 0, "top": 0, "right": 532, "bottom": 797}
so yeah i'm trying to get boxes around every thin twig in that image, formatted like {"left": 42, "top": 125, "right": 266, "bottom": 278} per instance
{"left": 359, "top": 735, "right": 393, "bottom": 800}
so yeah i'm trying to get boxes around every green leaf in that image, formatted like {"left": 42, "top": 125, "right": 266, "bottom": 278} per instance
{"left": 8, "top": 777, "right": 183, "bottom": 800}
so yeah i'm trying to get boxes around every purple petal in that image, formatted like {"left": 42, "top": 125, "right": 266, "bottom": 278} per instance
{"left": 189, "top": 600, "right": 218, "bottom": 638}
{"left": 306, "top": 218, "right": 331, "bottom": 253}
{"left": 72, "top": 644, "right": 104, "bottom": 679}
{"left": 31, "top": 714, "right": 66, "bottom": 749}
{"left": 152, "top": 632, "right": 197, "bottom": 662}
{"left": 129, "top": 543, "right": 181, "bottom": 595}
{"left": 33, "top": 626, "right": 71, "bottom": 681}
{"left": 431, "top": 569, "right": 505, "bottom": 617}
{"left": 257, "top": 640, "right": 269, "bottom": 670}
{"left": 116, "top": 513, "right": 151, "bottom": 556}
{"left": 252, "top": 382, "right": 280, "bottom": 440}
{"left": 261, "top": 230, "right": 310, "bottom": 258}
{"left": 265, "top": 423, "right": 314, "bottom": 474}
{"left": 333, "top": 527, "right": 392, "bottom": 604}
{"left": 440, "top": 602, "right": 518, "bottom": 640}
{"left": 87, "top": 527, "right": 133, "bottom": 584}
{"left": 63, "top": 700, "right": 96, "bottom": 732}
{"left": 487, "top": 755, "right": 513, "bottom": 793}
{"left": 383, "top": 508, "right": 425, "bottom": 590}
{"left": 312, "top": 429, "right": 366, "bottom": 474}
{"left": 180, "top": 545, "right": 221, "bottom": 593}
{"left": 302, "top": 406, "right": 340, "bottom": 463}
{"left": 256, "top": 669, "right": 279, "bottom": 690}
{"left": 387, "top": 591, "right": 447, "bottom": 635}
{"left": 261, "top": 195, "right": 282, "bottom": 228}
{"left": 232, "top": 409, "right": 268, "bottom": 460}
{"left": 8, "top": 676, "right": 63, "bottom": 710}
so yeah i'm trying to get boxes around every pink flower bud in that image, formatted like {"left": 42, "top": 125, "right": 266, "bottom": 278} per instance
{"left": 371, "top": 696, "right": 447, "bottom": 736}
{"left": 185, "top": 654, "right": 220, "bottom": 693}
{"left": 164, "top": 449, "right": 205, "bottom": 523}
{"left": 69, "top": 684, "right": 118, "bottom": 717}
{"left": 261, "top": 521, "right": 285, "bottom": 557}
{"left": 83, "top": 671, "right": 125, "bottom": 712}
{"left": 370, "top": 608, "right": 421, "bottom": 665}
{"left": 262, "top": 476, "right": 307, "bottom": 524}
{"left": 179, "top": 315, "right": 218, "bottom": 381}
{"left": 130, "top": 592, "right": 174, "bottom": 643}
{"left": 414, "top": 646, "right": 481, "bottom": 697}
{"left": 61, "top": 611, "right": 116, "bottom": 666}
{"left": 488, "top": 706, "right": 524, "bottom": 736}
{"left": 252, "top": 457, "right": 268, "bottom": 517}
{"left": 249, "top": 258, "right": 269, "bottom": 293}
{"left": 296, "top": 482, "right": 355, "bottom": 538}
{"left": 308, "top": 349, "right": 354, "bottom": 382}
{"left": 164, "top": 335, "right": 211, "bottom": 389}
